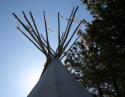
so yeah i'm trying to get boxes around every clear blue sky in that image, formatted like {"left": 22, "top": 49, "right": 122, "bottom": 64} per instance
{"left": 0, "top": 0, "right": 92, "bottom": 97}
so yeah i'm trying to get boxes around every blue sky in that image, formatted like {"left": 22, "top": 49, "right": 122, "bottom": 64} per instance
{"left": 0, "top": 0, "right": 92, "bottom": 97}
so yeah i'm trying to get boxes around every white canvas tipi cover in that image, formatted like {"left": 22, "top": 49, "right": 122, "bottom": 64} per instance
{"left": 27, "top": 59, "right": 92, "bottom": 97}
{"left": 13, "top": 7, "right": 92, "bottom": 97}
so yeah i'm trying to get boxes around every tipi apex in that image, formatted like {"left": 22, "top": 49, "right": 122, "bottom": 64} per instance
{"left": 13, "top": 6, "right": 92, "bottom": 97}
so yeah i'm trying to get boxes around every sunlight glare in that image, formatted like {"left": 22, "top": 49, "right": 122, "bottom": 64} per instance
{"left": 19, "top": 68, "right": 43, "bottom": 95}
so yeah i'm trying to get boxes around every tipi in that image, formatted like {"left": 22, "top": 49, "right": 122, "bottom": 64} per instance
{"left": 13, "top": 7, "right": 92, "bottom": 97}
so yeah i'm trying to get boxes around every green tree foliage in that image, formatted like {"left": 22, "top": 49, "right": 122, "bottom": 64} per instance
{"left": 65, "top": 0, "right": 125, "bottom": 97}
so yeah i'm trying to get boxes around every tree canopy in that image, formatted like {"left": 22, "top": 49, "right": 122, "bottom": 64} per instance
{"left": 65, "top": 0, "right": 125, "bottom": 97}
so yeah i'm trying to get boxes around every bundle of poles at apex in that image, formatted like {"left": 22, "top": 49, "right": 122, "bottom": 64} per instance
{"left": 13, "top": 6, "right": 87, "bottom": 73}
